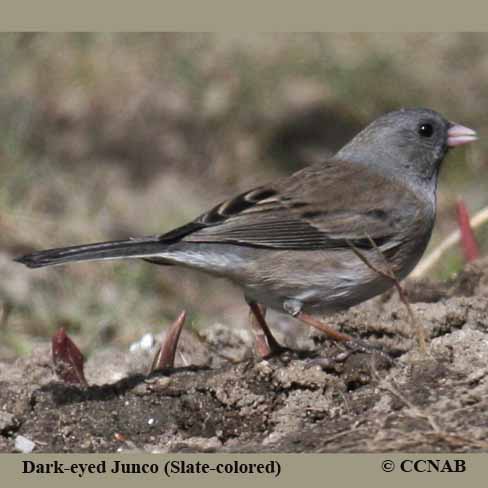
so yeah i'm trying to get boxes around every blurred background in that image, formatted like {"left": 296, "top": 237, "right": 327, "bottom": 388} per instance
{"left": 0, "top": 33, "right": 486, "bottom": 360}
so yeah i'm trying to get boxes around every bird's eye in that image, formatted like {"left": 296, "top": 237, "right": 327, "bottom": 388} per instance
{"left": 418, "top": 123, "right": 434, "bottom": 138}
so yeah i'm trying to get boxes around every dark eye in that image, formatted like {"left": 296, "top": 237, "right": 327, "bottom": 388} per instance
{"left": 418, "top": 123, "right": 434, "bottom": 138}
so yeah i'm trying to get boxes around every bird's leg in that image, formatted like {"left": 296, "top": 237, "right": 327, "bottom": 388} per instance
{"left": 283, "top": 299, "right": 385, "bottom": 356}
{"left": 295, "top": 312, "right": 353, "bottom": 343}
{"left": 150, "top": 310, "right": 187, "bottom": 372}
{"left": 283, "top": 299, "right": 352, "bottom": 342}
{"left": 248, "top": 301, "right": 285, "bottom": 358}
{"left": 296, "top": 311, "right": 390, "bottom": 359}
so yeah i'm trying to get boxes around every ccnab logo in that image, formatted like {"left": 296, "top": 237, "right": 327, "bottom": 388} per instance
{"left": 400, "top": 460, "right": 466, "bottom": 473}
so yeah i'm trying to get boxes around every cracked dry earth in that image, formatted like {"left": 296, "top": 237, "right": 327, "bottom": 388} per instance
{"left": 1, "top": 260, "right": 488, "bottom": 453}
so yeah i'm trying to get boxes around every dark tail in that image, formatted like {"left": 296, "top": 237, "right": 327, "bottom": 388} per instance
{"left": 14, "top": 237, "right": 169, "bottom": 269}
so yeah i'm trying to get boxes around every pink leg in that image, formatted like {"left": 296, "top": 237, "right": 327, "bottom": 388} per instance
{"left": 296, "top": 311, "right": 353, "bottom": 343}
{"left": 248, "top": 302, "right": 285, "bottom": 358}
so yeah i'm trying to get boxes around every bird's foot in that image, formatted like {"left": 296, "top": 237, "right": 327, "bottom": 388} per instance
{"left": 247, "top": 302, "right": 288, "bottom": 360}
{"left": 254, "top": 337, "right": 290, "bottom": 359}
{"left": 302, "top": 351, "right": 350, "bottom": 370}
{"left": 295, "top": 311, "right": 392, "bottom": 364}
{"left": 341, "top": 338, "right": 393, "bottom": 365}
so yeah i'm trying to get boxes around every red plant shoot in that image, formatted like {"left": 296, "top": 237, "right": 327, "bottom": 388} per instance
{"left": 456, "top": 199, "right": 480, "bottom": 263}
{"left": 52, "top": 328, "right": 88, "bottom": 387}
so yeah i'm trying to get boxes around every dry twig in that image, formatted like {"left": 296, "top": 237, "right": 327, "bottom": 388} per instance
{"left": 412, "top": 204, "right": 488, "bottom": 278}
{"left": 347, "top": 237, "right": 427, "bottom": 353}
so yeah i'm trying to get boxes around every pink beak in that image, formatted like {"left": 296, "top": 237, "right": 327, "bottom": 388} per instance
{"left": 447, "top": 123, "right": 478, "bottom": 147}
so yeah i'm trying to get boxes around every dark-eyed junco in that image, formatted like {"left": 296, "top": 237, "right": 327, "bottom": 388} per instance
{"left": 15, "top": 108, "right": 477, "bottom": 357}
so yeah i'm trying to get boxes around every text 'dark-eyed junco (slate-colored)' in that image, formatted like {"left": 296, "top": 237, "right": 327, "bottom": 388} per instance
{"left": 15, "top": 108, "right": 478, "bottom": 357}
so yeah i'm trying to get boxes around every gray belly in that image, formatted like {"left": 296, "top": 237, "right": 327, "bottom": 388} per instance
{"left": 241, "top": 239, "right": 431, "bottom": 314}
{"left": 159, "top": 233, "right": 431, "bottom": 315}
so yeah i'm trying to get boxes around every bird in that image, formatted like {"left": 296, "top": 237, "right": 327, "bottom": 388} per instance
{"left": 15, "top": 108, "right": 478, "bottom": 360}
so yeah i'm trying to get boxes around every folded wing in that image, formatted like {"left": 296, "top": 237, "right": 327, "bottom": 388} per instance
{"left": 159, "top": 161, "right": 417, "bottom": 253}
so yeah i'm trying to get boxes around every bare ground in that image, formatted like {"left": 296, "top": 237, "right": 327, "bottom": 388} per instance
{"left": 1, "top": 259, "right": 488, "bottom": 453}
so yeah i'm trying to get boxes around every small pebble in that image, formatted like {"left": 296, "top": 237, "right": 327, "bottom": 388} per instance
{"left": 140, "top": 333, "right": 155, "bottom": 350}
{"left": 15, "top": 435, "right": 35, "bottom": 453}
{"left": 129, "top": 333, "right": 155, "bottom": 353}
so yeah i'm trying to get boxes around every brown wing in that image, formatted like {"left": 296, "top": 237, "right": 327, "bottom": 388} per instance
{"left": 158, "top": 160, "right": 420, "bottom": 252}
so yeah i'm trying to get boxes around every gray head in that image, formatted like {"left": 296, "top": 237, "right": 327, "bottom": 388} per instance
{"left": 335, "top": 108, "right": 477, "bottom": 186}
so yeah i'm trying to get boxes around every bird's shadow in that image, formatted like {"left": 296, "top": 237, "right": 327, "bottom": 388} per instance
{"left": 37, "top": 345, "right": 395, "bottom": 407}
{"left": 39, "top": 364, "right": 210, "bottom": 406}
{"left": 38, "top": 348, "right": 323, "bottom": 406}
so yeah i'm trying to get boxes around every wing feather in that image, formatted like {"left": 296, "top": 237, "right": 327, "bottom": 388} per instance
{"left": 158, "top": 160, "right": 420, "bottom": 253}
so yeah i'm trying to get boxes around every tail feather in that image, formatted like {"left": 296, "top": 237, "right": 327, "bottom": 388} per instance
{"left": 15, "top": 237, "right": 169, "bottom": 269}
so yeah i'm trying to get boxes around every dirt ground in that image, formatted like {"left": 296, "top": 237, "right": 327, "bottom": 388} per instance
{"left": 1, "top": 258, "right": 488, "bottom": 453}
